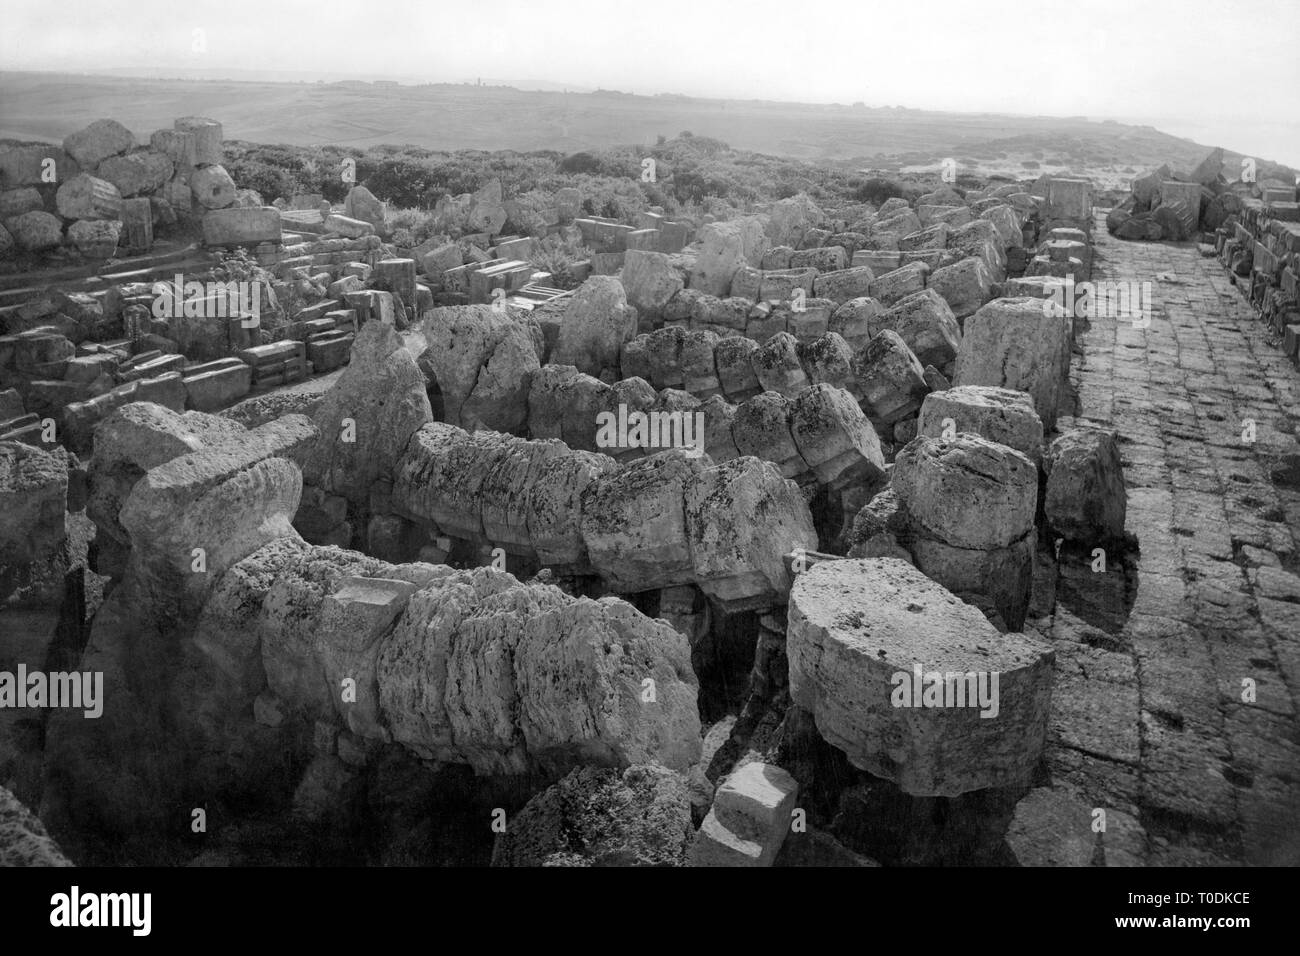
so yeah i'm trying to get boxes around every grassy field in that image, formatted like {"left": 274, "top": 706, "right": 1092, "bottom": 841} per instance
{"left": 1, "top": 70, "right": 1272, "bottom": 192}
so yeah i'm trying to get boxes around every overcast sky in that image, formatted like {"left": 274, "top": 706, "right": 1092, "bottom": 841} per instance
{"left": 4, "top": 0, "right": 1298, "bottom": 163}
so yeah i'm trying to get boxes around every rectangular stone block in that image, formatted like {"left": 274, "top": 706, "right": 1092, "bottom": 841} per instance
{"left": 1284, "top": 324, "right": 1300, "bottom": 359}
{"left": 202, "top": 206, "right": 282, "bottom": 247}
{"left": 1045, "top": 178, "right": 1093, "bottom": 221}
{"left": 306, "top": 331, "right": 354, "bottom": 372}
{"left": 658, "top": 221, "right": 689, "bottom": 253}
{"left": 238, "top": 339, "right": 306, "bottom": 367}
{"left": 324, "top": 214, "right": 374, "bottom": 238}
{"left": 182, "top": 362, "right": 252, "bottom": 412}
{"left": 626, "top": 228, "right": 660, "bottom": 251}
{"left": 119, "top": 196, "right": 154, "bottom": 254}
{"left": 120, "top": 352, "right": 186, "bottom": 381}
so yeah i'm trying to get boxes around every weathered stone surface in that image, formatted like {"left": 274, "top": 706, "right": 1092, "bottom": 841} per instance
{"left": 552, "top": 276, "right": 638, "bottom": 378}
{"left": 525, "top": 364, "right": 581, "bottom": 439}
{"left": 526, "top": 448, "right": 617, "bottom": 567}
{"left": 847, "top": 487, "right": 914, "bottom": 558}
{"left": 0, "top": 441, "right": 68, "bottom": 604}
{"left": 789, "top": 384, "right": 886, "bottom": 489}
{"left": 693, "top": 293, "right": 749, "bottom": 332}
{"left": 689, "top": 761, "right": 799, "bottom": 866}
{"left": 301, "top": 320, "right": 432, "bottom": 504}
{"left": 689, "top": 218, "right": 768, "bottom": 296}
{"left": 728, "top": 265, "right": 762, "bottom": 302}
{"left": 873, "top": 208, "right": 922, "bottom": 240}
{"left": 376, "top": 569, "right": 701, "bottom": 774}
{"left": 344, "top": 185, "right": 385, "bottom": 225}
{"left": 1043, "top": 427, "right": 1126, "bottom": 543}
{"left": 851, "top": 329, "right": 927, "bottom": 424}
{"left": 876, "top": 288, "right": 961, "bottom": 370}
{"left": 732, "top": 391, "right": 806, "bottom": 478}
{"left": 787, "top": 558, "right": 1055, "bottom": 796}
{"left": 0, "top": 786, "right": 72, "bottom": 866}
{"left": 324, "top": 214, "right": 373, "bottom": 238}
{"left": 620, "top": 249, "right": 683, "bottom": 322}
{"left": 899, "top": 222, "right": 950, "bottom": 252}
{"left": 955, "top": 296, "right": 1070, "bottom": 430}
{"left": 758, "top": 268, "right": 817, "bottom": 304}
{"left": 149, "top": 129, "right": 197, "bottom": 169}
{"left": 799, "top": 332, "right": 854, "bottom": 390}
{"left": 829, "top": 297, "right": 882, "bottom": 351}
{"left": 916, "top": 386, "right": 1044, "bottom": 464}
{"left": 790, "top": 246, "right": 847, "bottom": 272}
{"left": 0, "top": 145, "right": 79, "bottom": 189}
{"left": 420, "top": 304, "right": 538, "bottom": 433}
{"left": 119, "top": 417, "right": 317, "bottom": 613}
{"left": 0, "top": 187, "right": 42, "bottom": 220}
{"left": 714, "top": 335, "right": 761, "bottom": 401}
{"left": 679, "top": 329, "right": 720, "bottom": 396}
{"left": 893, "top": 434, "right": 1037, "bottom": 550}
{"left": 558, "top": 373, "right": 613, "bottom": 452}
{"left": 812, "top": 265, "right": 875, "bottom": 305}
{"left": 62, "top": 119, "right": 135, "bottom": 169}
{"left": 7, "top": 211, "right": 62, "bottom": 252}
{"left": 750, "top": 331, "right": 808, "bottom": 398}
{"left": 698, "top": 394, "right": 740, "bottom": 461}
{"left": 1005, "top": 786, "right": 1101, "bottom": 867}
{"left": 86, "top": 402, "right": 245, "bottom": 555}
{"left": 918, "top": 204, "right": 971, "bottom": 228}
{"left": 909, "top": 531, "right": 1035, "bottom": 632}
{"left": 927, "top": 256, "right": 993, "bottom": 321}
{"left": 189, "top": 164, "right": 237, "bottom": 210}
{"left": 983, "top": 205, "right": 1023, "bottom": 248}
{"left": 201, "top": 206, "right": 281, "bottom": 246}
{"left": 67, "top": 219, "right": 121, "bottom": 258}
{"left": 492, "top": 765, "right": 694, "bottom": 866}
{"left": 174, "top": 116, "right": 223, "bottom": 165}
{"left": 95, "top": 150, "right": 173, "bottom": 197}
{"left": 54, "top": 174, "right": 120, "bottom": 221}
{"left": 685, "top": 455, "right": 816, "bottom": 609}
{"left": 868, "top": 260, "right": 929, "bottom": 306}
{"left": 766, "top": 193, "right": 825, "bottom": 248}
{"left": 580, "top": 450, "right": 711, "bottom": 592}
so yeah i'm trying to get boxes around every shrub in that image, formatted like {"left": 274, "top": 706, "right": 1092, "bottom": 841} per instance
{"left": 387, "top": 207, "right": 443, "bottom": 247}
{"left": 529, "top": 234, "right": 593, "bottom": 290}
{"left": 851, "top": 177, "right": 905, "bottom": 205}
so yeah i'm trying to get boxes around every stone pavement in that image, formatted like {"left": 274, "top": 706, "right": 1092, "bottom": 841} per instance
{"left": 1031, "top": 211, "right": 1300, "bottom": 866}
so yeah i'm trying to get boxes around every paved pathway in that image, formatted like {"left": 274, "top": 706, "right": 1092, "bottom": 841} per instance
{"left": 1036, "top": 212, "right": 1300, "bottom": 865}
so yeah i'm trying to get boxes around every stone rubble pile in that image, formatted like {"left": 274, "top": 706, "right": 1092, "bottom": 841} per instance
{"left": 1211, "top": 181, "right": 1300, "bottom": 360}
{"left": 3, "top": 153, "right": 1134, "bottom": 867}
{"left": 392, "top": 425, "right": 816, "bottom": 611}
{"left": 0, "top": 116, "right": 276, "bottom": 262}
{"left": 1109, "top": 147, "right": 1296, "bottom": 243}
{"left": 522, "top": 367, "right": 885, "bottom": 491}
{"left": 43, "top": 392, "right": 709, "bottom": 844}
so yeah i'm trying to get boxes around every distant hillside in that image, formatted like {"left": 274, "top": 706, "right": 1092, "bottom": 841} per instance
{"left": 1, "top": 71, "right": 1294, "bottom": 191}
